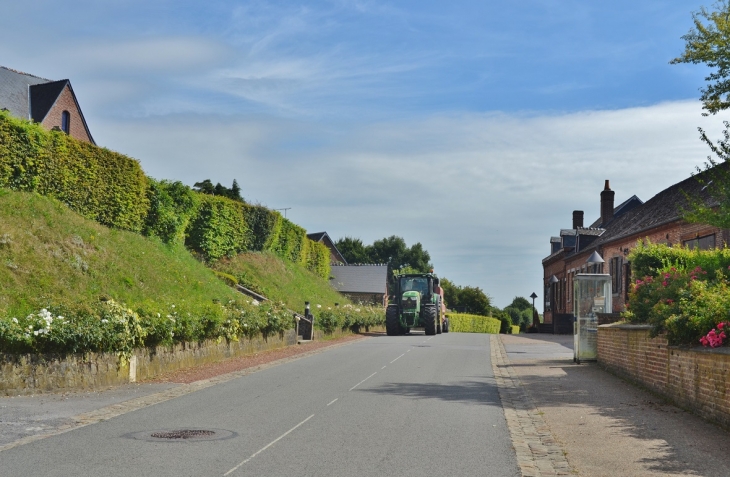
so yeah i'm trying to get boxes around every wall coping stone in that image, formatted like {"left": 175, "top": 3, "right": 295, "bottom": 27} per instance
{"left": 598, "top": 323, "right": 651, "bottom": 330}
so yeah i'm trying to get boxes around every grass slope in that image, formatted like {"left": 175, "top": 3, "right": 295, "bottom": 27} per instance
{"left": 0, "top": 189, "right": 347, "bottom": 319}
{"left": 211, "top": 252, "right": 352, "bottom": 312}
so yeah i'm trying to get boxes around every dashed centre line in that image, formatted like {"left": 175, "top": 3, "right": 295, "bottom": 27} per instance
{"left": 390, "top": 353, "right": 405, "bottom": 364}
{"left": 349, "top": 372, "right": 377, "bottom": 391}
{"left": 327, "top": 398, "right": 338, "bottom": 406}
{"left": 224, "top": 414, "right": 315, "bottom": 476}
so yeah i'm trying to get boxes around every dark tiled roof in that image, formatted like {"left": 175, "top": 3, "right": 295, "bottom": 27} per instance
{"left": 306, "top": 232, "right": 326, "bottom": 242}
{"left": 30, "top": 80, "right": 68, "bottom": 122}
{"left": 589, "top": 194, "right": 644, "bottom": 228}
{"left": 330, "top": 265, "right": 388, "bottom": 294}
{"left": 591, "top": 172, "right": 715, "bottom": 248}
{"left": 0, "top": 66, "right": 49, "bottom": 119}
{"left": 307, "top": 231, "right": 347, "bottom": 264}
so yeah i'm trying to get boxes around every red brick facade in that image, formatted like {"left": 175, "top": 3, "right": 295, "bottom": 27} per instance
{"left": 598, "top": 325, "right": 730, "bottom": 429}
{"left": 40, "top": 84, "right": 93, "bottom": 144}
{"left": 543, "top": 177, "right": 727, "bottom": 325}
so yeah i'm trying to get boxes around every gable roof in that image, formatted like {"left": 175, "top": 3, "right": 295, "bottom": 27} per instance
{"left": 307, "top": 231, "right": 347, "bottom": 264}
{"left": 0, "top": 66, "right": 95, "bottom": 144}
{"left": 330, "top": 265, "right": 388, "bottom": 294}
{"left": 588, "top": 194, "right": 644, "bottom": 228}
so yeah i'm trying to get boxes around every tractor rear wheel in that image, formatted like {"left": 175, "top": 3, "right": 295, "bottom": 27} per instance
{"left": 386, "top": 305, "right": 400, "bottom": 336}
{"left": 423, "top": 305, "right": 437, "bottom": 336}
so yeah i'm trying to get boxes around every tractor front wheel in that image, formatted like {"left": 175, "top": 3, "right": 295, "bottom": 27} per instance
{"left": 386, "top": 306, "right": 400, "bottom": 336}
{"left": 423, "top": 305, "right": 437, "bottom": 336}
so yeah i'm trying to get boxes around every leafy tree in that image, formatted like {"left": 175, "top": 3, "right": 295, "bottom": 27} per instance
{"left": 335, "top": 236, "right": 371, "bottom": 264}
{"left": 509, "top": 296, "right": 532, "bottom": 311}
{"left": 193, "top": 179, "right": 244, "bottom": 202}
{"left": 671, "top": 1, "right": 730, "bottom": 115}
{"left": 457, "top": 286, "right": 491, "bottom": 316}
{"left": 439, "top": 277, "right": 460, "bottom": 309}
{"left": 193, "top": 179, "right": 215, "bottom": 195}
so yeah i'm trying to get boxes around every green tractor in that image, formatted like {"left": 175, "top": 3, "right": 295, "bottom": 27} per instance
{"left": 386, "top": 271, "right": 448, "bottom": 336}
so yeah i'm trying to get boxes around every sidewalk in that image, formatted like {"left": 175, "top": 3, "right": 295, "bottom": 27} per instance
{"left": 495, "top": 333, "right": 730, "bottom": 477}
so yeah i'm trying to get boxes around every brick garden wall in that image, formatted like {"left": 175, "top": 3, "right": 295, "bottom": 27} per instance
{"left": 598, "top": 324, "right": 730, "bottom": 428}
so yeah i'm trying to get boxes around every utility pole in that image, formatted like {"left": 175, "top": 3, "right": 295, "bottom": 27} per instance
{"left": 275, "top": 208, "right": 291, "bottom": 218}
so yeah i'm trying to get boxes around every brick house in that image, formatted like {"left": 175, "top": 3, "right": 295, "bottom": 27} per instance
{"left": 306, "top": 232, "right": 347, "bottom": 265}
{"left": 542, "top": 174, "right": 724, "bottom": 333}
{"left": 329, "top": 264, "right": 388, "bottom": 306}
{"left": 0, "top": 66, "right": 95, "bottom": 144}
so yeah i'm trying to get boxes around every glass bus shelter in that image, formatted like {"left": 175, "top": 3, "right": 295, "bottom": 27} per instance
{"left": 573, "top": 274, "right": 611, "bottom": 364}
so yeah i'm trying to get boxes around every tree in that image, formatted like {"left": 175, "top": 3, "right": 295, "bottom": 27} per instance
{"left": 683, "top": 125, "right": 730, "bottom": 228}
{"left": 457, "top": 286, "right": 491, "bottom": 316}
{"left": 671, "top": 2, "right": 730, "bottom": 115}
{"left": 509, "top": 296, "right": 532, "bottom": 311}
{"left": 335, "top": 237, "right": 371, "bottom": 264}
{"left": 230, "top": 179, "right": 244, "bottom": 202}
{"left": 439, "top": 277, "right": 460, "bottom": 309}
{"left": 193, "top": 179, "right": 215, "bottom": 195}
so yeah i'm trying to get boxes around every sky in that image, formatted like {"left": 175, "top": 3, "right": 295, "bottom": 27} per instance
{"left": 1, "top": 0, "right": 727, "bottom": 309}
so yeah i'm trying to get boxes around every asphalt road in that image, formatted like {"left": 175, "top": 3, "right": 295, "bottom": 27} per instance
{"left": 0, "top": 332, "right": 519, "bottom": 477}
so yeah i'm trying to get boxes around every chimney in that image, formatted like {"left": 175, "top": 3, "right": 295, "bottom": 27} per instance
{"left": 600, "top": 180, "right": 615, "bottom": 226}
{"left": 572, "top": 210, "right": 584, "bottom": 229}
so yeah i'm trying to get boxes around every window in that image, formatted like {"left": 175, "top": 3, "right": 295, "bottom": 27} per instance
{"left": 609, "top": 257, "right": 621, "bottom": 295}
{"left": 61, "top": 111, "right": 70, "bottom": 134}
{"left": 624, "top": 262, "right": 632, "bottom": 297}
{"left": 683, "top": 234, "right": 715, "bottom": 251}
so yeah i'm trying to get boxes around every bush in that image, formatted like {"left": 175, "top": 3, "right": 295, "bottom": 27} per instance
{"left": 0, "top": 112, "right": 149, "bottom": 232}
{"left": 626, "top": 242, "right": 730, "bottom": 345}
{"left": 448, "top": 313, "right": 501, "bottom": 334}
{"left": 143, "top": 179, "right": 200, "bottom": 244}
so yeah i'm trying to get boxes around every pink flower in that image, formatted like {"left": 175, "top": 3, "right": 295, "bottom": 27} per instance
{"left": 662, "top": 281, "right": 668, "bottom": 287}
{"left": 666, "top": 299, "right": 674, "bottom": 304}
{"left": 719, "top": 322, "right": 725, "bottom": 330}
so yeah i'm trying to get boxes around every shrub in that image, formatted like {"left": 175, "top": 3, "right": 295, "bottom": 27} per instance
{"left": 0, "top": 112, "right": 149, "bottom": 232}
{"left": 448, "top": 313, "right": 501, "bottom": 334}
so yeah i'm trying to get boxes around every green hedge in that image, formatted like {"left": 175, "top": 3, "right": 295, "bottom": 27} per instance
{"left": 510, "top": 325, "right": 520, "bottom": 334}
{"left": 314, "top": 304, "right": 385, "bottom": 334}
{"left": 448, "top": 313, "right": 501, "bottom": 334}
{"left": 0, "top": 111, "right": 149, "bottom": 232}
{"left": 0, "top": 112, "right": 331, "bottom": 278}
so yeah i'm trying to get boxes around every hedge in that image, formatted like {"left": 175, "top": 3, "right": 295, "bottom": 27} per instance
{"left": 0, "top": 111, "right": 148, "bottom": 232}
{"left": 0, "top": 112, "right": 331, "bottom": 279}
{"left": 447, "top": 313, "right": 501, "bottom": 334}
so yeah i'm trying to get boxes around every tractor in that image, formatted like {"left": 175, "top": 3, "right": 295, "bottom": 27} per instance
{"left": 386, "top": 271, "right": 448, "bottom": 336}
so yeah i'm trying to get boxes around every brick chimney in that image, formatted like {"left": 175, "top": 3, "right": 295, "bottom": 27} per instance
{"left": 600, "top": 180, "right": 615, "bottom": 226}
{"left": 572, "top": 210, "right": 584, "bottom": 229}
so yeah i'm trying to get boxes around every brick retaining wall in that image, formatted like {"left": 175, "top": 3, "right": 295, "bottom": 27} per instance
{"left": 0, "top": 328, "right": 362, "bottom": 396}
{"left": 598, "top": 324, "right": 730, "bottom": 428}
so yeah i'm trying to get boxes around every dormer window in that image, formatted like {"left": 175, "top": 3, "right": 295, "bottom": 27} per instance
{"left": 61, "top": 111, "right": 70, "bottom": 134}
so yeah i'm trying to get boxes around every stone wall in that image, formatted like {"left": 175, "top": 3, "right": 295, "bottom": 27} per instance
{"left": 0, "top": 329, "right": 331, "bottom": 396}
{"left": 598, "top": 324, "right": 730, "bottom": 429}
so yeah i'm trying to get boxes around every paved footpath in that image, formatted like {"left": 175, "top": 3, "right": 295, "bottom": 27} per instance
{"left": 496, "top": 333, "right": 730, "bottom": 477}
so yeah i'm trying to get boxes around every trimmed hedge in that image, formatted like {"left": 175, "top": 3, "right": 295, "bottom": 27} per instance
{"left": 448, "top": 313, "right": 501, "bottom": 334}
{"left": 0, "top": 112, "right": 330, "bottom": 279}
{"left": 0, "top": 111, "right": 148, "bottom": 232}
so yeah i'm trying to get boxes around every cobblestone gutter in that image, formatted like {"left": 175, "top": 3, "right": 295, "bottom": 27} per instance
{"left": 490, "top": 335, "right": 573, "bottom": 477}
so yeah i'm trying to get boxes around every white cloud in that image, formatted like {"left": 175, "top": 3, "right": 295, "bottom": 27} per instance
{"left": 93, "top": 100, "right": 724, "bottom": 308}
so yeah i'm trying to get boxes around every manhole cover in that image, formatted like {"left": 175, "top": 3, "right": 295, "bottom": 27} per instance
{"left": 125, "top": 428, "right": 237, "bottom": 442}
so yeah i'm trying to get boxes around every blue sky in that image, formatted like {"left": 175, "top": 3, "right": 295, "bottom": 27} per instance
{"left": 1, "top": 1, "right": 725, "bottom": 308}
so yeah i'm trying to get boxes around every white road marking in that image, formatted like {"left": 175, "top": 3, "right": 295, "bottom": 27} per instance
{"left": 224, "top": 414, "right": 315, "bottom": 476}
{"left": 327, "top": 399, "right": 338, "bottom": 406}
{"left": 349, "top": 372, "right": 377, "bottom": 391}
{"left": 381, "top": 366, "right": 387, "bottom": 369}
{"left": 390, "top": 354, "right": 405, "bottom": 364}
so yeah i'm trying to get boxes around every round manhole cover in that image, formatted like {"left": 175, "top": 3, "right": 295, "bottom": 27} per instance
{"left": 126, "top": 428, "right": 237, "bottom": 442}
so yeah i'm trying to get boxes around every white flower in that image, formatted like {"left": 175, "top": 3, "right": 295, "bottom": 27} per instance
{"left": 157, "top": 313, "right": 161, "bottom": 318}
{"left": 171, "top": 304, "right": 175, "bottom": 308}
{"left": 33, "top": 330, "right": 39, "bottom": 336}
{"left": 251, "top": 300, "right": 260, "bottom": 306}
{"left": 12, "top": 317, "right": 18, "bottom": 323}
{"left": 355, "top": 309, "right": 361, "bottom": 312}
{"left": 316, "top": 304, "right": 322, "bottom": 309}
{"left": 243, "top": 323, "right": 248, "bottom": 327}
{"left": 101, "top": 319, "right": 109, "bottom": 324}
